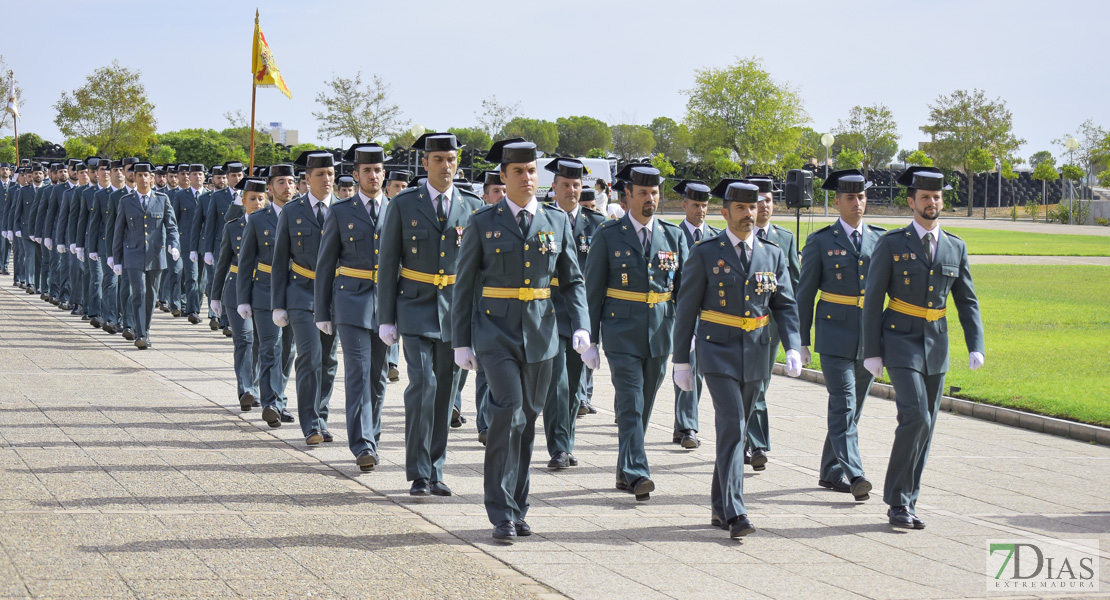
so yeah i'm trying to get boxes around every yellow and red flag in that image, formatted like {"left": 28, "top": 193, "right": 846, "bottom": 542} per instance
{"left": 252, "top": 11, "right": 292, "bottom": 99}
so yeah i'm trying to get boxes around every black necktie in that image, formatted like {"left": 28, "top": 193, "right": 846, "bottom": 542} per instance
{"left": 851, "top": 230, "right": 861, "bottom": 253}
{"left": 518, "top": 210, "right": 531, "bottom": 237}
{"left": 693, "top": 228, "right": 702, "bottom": 242}
{"left": 757, "top": 228, "right": 767, "bottom": 241}
{"left": 436, "top": 194, "right": 446, "bottom": 223}
{"left": 369, "top": 198, "right": 378, "bottom": 222}
{"left": 924, "top": 232, "right": 934, "bottom": 263}
{"left": 639, "top": 228, "right": 649, "bottom": 255}
{"left": 738, "top": 242, "right": 750, "bottom": 271}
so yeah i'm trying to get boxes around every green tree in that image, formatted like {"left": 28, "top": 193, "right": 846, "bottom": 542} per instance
{"left": 1053, "top": 119, "right": 1108, "bottom": 198}
{"left": 287, "top": 142, "right": 325, "bottom": 160}
{"left": 312, "top": 71, "right": 407, "bottom": 144}
{"left": 585, "top": 148, "right": 609, "bottom": 159}
{"left": 610, "top": 124, "right": 655, "bottom": 161}
{"left": 705, "top": 147, "right": 743, "bottom": 179}
{"left": 1098, "top": 169, "right": 1110, "bottom": 187}
{"left": 475, "top": 95, "right": 520, "bottom": 139}
{"left": 683, "top": 57, "right": 807, "bottom": 175}
{"left": 390, "top": 129, "right": 417, "bottom": 149}
{"left": 967, "top": 148, "right": 995, "bottom": 213}
{"left": 906, "top": 150, "right": 934, "bottom": 166}
{"left": 1060, "top": 163, "right": 1084, "bottom": 181}
{"left": 17, "top": 132, "right": 44, "bottom": 157}
{"left": 780, "top": 152, "right": 805, "bottom": 172}
{"left": 556, "top": 116, "right": 611, "bottom": 156}
{"left": 53, "top": 60, "right": 157, "bottom": 159}
{"left": 148, "top": 144, "right": 176, "bottom": 165}
{"left": 647, "top": 117, "right": 691, "bottom": 161}
{"left": 252, "top": 142, "right": 287, "bottom": 166}
{"left": 833, "top": 104, "right": 900, "bottom": 177}
{"left": 649, "top": 153, "right": 674, "bottom": 178}
{"left": 1030, "top": 160, "right": 1059, "bottom": 208}
{"left": 1028, "top": 150, "right": 1054, "bottom": 170}
{"left": 63, "top": 138, "right": 98, "bottom": 159}
{"left": 158, "top": 129, "right": 246, "bottom": 166}
{"left": 835, "top": 148, "right": 864, "bottom": 171}
{"left": 794, "top": 127, "right": 825, "bottom": 162}
{"left": 0, "top": 137, "right": 16, "bottom": 163}
{"left": 447, "top": 127, "right": 492, "bottom": 151}
{"left": 501, "top": 118, "right": 558, "bottom": 154}
{"left": 921, "top": 88, "right": 1024, "bottom": 216}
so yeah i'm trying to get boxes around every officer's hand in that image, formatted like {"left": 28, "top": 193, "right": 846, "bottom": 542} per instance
{"left": 453, "top": 347, "right": 478, "bottom": 371}
{"left": 673, "top": 363, "right": 695, "bottom": 392}
{"left": 969, "top": 351, "right": 985, "bottom": 371}
{"left": 571, "top": 329, "right": 591, "bottom": 354}
{"left": 316, "top": 321, "right": 333, "bottom": 336}
{"left": 785, "top": 349, "right": 802, "bottom": 378}
{"left": 44, "top": 238, "right": 52, "bottom": 250}
{"left": 106, "top": 256, "right": 115, "bottom": 269}
{"left": 76, "top": 248, "right": 84, "bottom": 262}
{"left": 69, "top": 243, "right": 76, "bottom": 254}
{"left": 203, "top": 252, "right": 214, "bottom": 266}
{"left": 582, "top": 344, "right": 601, "bottom": 370}
{"left": 801, "top": 347, "right": 812, "bottom": 366}
{"left": 170, "top": 248, "right": 180, "bottom": 262}
{"left": 14, "top": 230, "right": 20, "bottom": 238}
{"left": 378, "top": 324, "right": 398, "bottom": 346}
{"left": 237, "top": 303, "right": 252, "bottom": 320}
{"left": 112, "top": 264, "right": 123, "bottom": 277}
{"left": 272, "top": 309, "right": 289, "bottom": 327}
{"left": 864, "top": 357, "right": 883, "bottom": 379}
{"left": 210, "top": 300, "right": 222, "bottom": 317}
{"left": 189, "top": 251, "right": 198, "bottom": 263}
{"left": 89, "top": 252, "right": 98, "bottom": 262}
{"left": 57, "top": 244, "right": 65, "bottom": 254}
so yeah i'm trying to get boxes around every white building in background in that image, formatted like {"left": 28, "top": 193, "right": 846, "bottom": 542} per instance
{"left": 264, "top": 122, "right": 298, "bottom": 146}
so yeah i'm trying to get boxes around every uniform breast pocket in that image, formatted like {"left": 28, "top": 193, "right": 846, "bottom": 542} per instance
{"left": 408, "top": 229, "right": 429, "bottom": 255}
{"left": 708, "top": 275, "right": 739, "bottom": 308}
{"left": 896, "top": 262, "right": 927, "bottom": 294}
{"left": 484, "top": 241, "right": 514, "bottom": 273}
{"left": 603, "top": 300, "right": 631, "bottom": 319}
{"left": 479, "top": 297, "right": 509, "bottom": 318}
{"left": 819, "top": 302, "right": 849, "bottom": 322}
{"left": 292, "top": 227, "right": 312, "bottom": 247}
{"left": 609, "top": 258, "right": 637, "bottom": 288}
{"left": 939, "top": 264, "right": 959, "bottom": 295}
{"left": 399, "top": 277, "right": 421, "bottom": 298}
{"left": 883, "top": 310, "right": 915, "bottom": 333}
{"left": 345, "top": 230, "right": 367, "bottom": 247}
{"left": 337, "top": 278, "right": 365, "bottom": 294}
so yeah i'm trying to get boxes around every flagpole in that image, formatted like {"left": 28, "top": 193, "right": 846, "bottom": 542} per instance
{"left": 8, "top": 71, "right": 16, "bottom": 165}
{"left": 248, "top": 11, "right": 258, "bottom": 174}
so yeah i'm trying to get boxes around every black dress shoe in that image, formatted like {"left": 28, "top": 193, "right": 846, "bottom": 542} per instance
{"left": 711, "top": 513, "right": 728, "bottom": 530}
{"left": 89, "top": 317, "right": 101, "bottom": 328}
{"left": 680, "top": 430, "right": 700, "bottom": 449}
{"left": 410, "top": 478, "right": 432, "bottom": 496}
{"left": 252, "top": 399, "right": 261, "bottom": 408}
{"left": 429, "top": 481, "right": 452, "bottom": 497}
{"left": 749, "top": 448, "right": 768, "bottom": 471}
{"left": 492, "top": 520, "right": 516, "bottom": 543}
{"left": 321, "top": 430, "right": 333, "bottom": 442}
{"left": 356, "top": 450, "right": 377, "bottom": 472}
{"left": 850, "top": 476, "right": 872, "bottom": 501}
{"left": 818, "top": 477, "right": 852, "bottom": 493}
{"left": 59, "top": 302, "right": 71, "bottom": 311}
{"left": 478, "top": 429, "right": 488, "bottom": 446}
{"left": 387, "top": 365, "right": 399, "bottom": 382}
{"left": 911, "top": 514, "right": 926, "bottom": 530}
{"left": 239, "top": 392, "right": 255, "bottom": 412}
{"left": 567, "top": 453, "right": 578, "bottom": 467}
{"left": 222, "top": 327, "right": 233, "bottom": 338}
{"left": 514, "top": 520, "right": 532, "bottom": 536}
{"left": 615, "top": 480, "right": 629, "bottom": 491}
{"left": 134, "top": 337, "right": 148, "bottom": 350}
{"left": 581, "top": 401, "right": 597, "bottom": 415}
{"left": 451, "top": 406, "right": 463, "bottom": 428}
{"left": 262, "top": 406, "right": 281, "bottom": 428}
{"left": 122, "top": 328, "right": 135, "bottom": 341}
{"left": 209, "top": 317, "right": 219, "bottom": 330}
{"left": 888, "top": 506, "right": 915, "bottom": 529}
{"left": 729, "top": 515, "right": 755, "bottom": 538}
{"left": 305, "top": 430, "right": 324, "bottom": 446}
{"left": 630, "top": 477, "right": 654, "bottom": 501}
{"left": 171, "top": 308, "right": 181, "bottom": 317}
{"left": 187, "top": 313, "right": 200, "bottom": 324}
{"left": 103, "top": 323, "right": 117, "bottom": 335}
{"left": 672, "top": 431, "right": 683, "bottom": 444}
{"left": 547, "top": 451, "right": 570, "bottom": 469}
{"left": 279, "top": 410, "right": 295, "bottom": 423}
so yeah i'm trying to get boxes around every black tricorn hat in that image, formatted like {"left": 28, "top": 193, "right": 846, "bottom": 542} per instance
{"left": 132, "top": 162, "right": 154, "bottom": 173}
{"left": 267, "top": 164, "right": 295, "bottom": 180}
{"left": 544, "top": 157, "right": 588, "bottom": 179}
{"left": 743, "top": 176, "right": 776, "bottom": 194}
{"left": 386, "top": 169, "right": 412, "bottom": 182}
{"left": 484, "top": 137, "right": 528, "bottom": 163}
{"left": 408, "top": 175, "right": 427, "bottom": 187}
{"left": 820, "top": 169, "right": 871, "bottom": 193}
{"left": 210, "top": 165, "right": 225, "bottom": 175}
{"left": 672, "top": 179, "right": 710, "bottom": 201}
{"left": 344, "top": 143, "right": 388, "bottom": 165}
{"left": 580, "top": 188, "right": 596, "bottom": 202}
{"left": 615, "top": 163, "right": 663, "bottom": 187}
{"left": 722, "top": 181, "right": 759, "bottom": 204}
{"left": 478, "top": 170, "right": 503, "bottom": 186}
{"left": 709, "top": 178, "right": 745, "bottom": 199}
{"left": 293, "top": 152, "right": 334, "bottom": 169}
{"left": 223, "top": 161, "right": 245, "bottom": 174}
{"left": 897, "top": 166, "right": 950, "bottom": 191}
{"left": 234, "top": 177, "right": 268, "bottom": 193}
{"left": 413, "top": 132, "right": 462, "bottom": 152}
{"left": 336, "top": 175, "right": 355, "bottom": 188}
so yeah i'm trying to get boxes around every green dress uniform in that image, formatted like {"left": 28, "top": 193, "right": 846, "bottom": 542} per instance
{"left": 584, "top": 196, "right": 686, "bottom": 495}
{"left": 212, "top": 202, "right": 258, "bottom": 401}
{"left": 454, "top": 157, "right": 589, "bottom": 532}
{"left": 863, "top": 167, "right": 984, "bottom": 520}
{"left": 376, "top": 134, "right": 483, "bottom": 488}
{"left": 672, "top": 191, "right": 801, "bottom": 526}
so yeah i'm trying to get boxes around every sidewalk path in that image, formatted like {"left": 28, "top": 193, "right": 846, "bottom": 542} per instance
{"left": 2, "top": 284, "right": 1108, "bottom": 599}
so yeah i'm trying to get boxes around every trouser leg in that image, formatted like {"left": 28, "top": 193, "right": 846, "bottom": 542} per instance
{"left": 542, "top": 336, "right": 571, "bottom": 456}
{"left": 706, "top": 373, "right": 761, "bottom": 521}
{"left": 883, "top": 367, "right": 944, "bottom": 509}
{"left": 819, "top": 355, "right": 874, "bottom": 482}
{"left": 400, "top": 335, "right": 457, "bottom": 482}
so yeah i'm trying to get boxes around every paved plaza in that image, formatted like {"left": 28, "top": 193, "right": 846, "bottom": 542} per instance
{"left": 1, "top": 284, "right": 1107, "bottom": 599}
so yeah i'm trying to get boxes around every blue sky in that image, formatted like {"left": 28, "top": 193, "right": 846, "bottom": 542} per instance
{"left": 3, "top": 0, "right": 1104, "bottom": 161}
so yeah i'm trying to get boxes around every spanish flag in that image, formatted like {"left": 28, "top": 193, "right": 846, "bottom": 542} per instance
{"left": 252, "top": 11, "right": 292, "bottom": 99}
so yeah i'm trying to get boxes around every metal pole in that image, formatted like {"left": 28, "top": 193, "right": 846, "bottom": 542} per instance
{"left": 823, "top": 145, "right": 829, "bottom": 217}
{"left": 1068, "top": 149, "right": 1074, "bottom": 224}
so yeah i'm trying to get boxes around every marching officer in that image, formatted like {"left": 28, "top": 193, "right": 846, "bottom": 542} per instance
{"left": 314, "top": 144, "right": 392, "bottom": 472}
{"left": 453, "top": 140, "right": 590, "bottom": 542}
{"left": 174, "top": 164, "right": 207, "bottom": 323}
{"left": 107, "top": 158, "right": 140, "bottom": 339}
{"left": 745, "top": 176, "right": 800, "bottom": 471}
{"left": 376, "top": 132, "right": 482, "bottom": 497}
{"left": 77, "top": 158, "right": 107, "bottom": 326}
{"left": 672, "top": 181, "right": 803, "bottom": 538}
{"left": 797, "top": 169, "right": 885, "bottom": 501}
{"left": 237, "top": 165, "right": 296, "bottom": 428}
{"left": 272, "top": 152, "right": 339, "bottom": 445}
{"left": 110, "top": 162, "right": 180, "bottom": 349}
{"left": 863, "top": 166, "right": 985, "bottom": 529}
{"left": 670, "top": 179, "right": 720, "bottom": 449}
{"left": 213, "top": 177, "right": 264, "bottom": 410}
{"left": 382, "top": 169, "right": 410, "bottom": 384}
{"left": 542, "top": 156, "right": 603, "bottom": 469}
{"left": 582, "top": 164, "right": 686, "bottom": 501}
{"left": 204, "top": 161, "right": 245, "bottom": 334}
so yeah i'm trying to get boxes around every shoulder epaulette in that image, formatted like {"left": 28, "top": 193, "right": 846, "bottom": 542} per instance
{"left": 332, "top": 195, "right": 354, "bottom": 205}
{"left": 473, "top": 203, "right": 497, "bottom": 215}
{"left": 598, "top": 219, "right": 620, "bottom": 229}
{"left": 811, "top": 224, "right": 832, "bottom": 235}
{"left": 581, "top": 206, "right": 603, "bottom": 217}
{"left": 458, "top": 187, "right": 481, "bottom": 200}
{"left": 658, "top": 219, "right": 681, "bottom": 230}
{"left": 759, "top": 237, "right": 781, "bottom": 248}
{"left": 943, "top": 230, "right": 962, "bottom": 240}
{"left": 867, "top": 224, "right": 887, "bottom": 232}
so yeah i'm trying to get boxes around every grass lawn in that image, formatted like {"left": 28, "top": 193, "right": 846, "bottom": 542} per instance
{"left": 695, "top": 218, "right": 1110, "bottom": 256}
{"left": 780, "top": 265, "right": 1110, "bottom": 426}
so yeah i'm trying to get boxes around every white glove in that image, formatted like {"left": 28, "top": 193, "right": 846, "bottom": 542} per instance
{"left": 969, "top": 351, "right": 985, "bottom": 371}
{"left": 14, "top": 230, "right": 20, "bottom": 238}
{"left": 272, "top": 308, "right": 289, "bottom": 327}
{"left": 57, "top": 244, "right": 65, "bottom": 254}
{"left": 237, "top": 303, "right": 252, "bottom": 319}
{"left": 204, "top": 252, "right": 214, "bottom": 265}
{"left": 112, "top": 264, "right": 122, "bottom": 276}
{"left": 44, "top": 238, "right": 52, "bottom": 250}
{"left": 315, "top": 321, "right": 333, "bottom": 335}
{"left": 864, "top": 357, "right": 884, "bottom": 379}
{"left": 76, "top": 248, "right": 84, "bottom": 262}
{"left": 571, "top": 329, "right": 591, "bottom": 353}
{"left": 89, "top": 252, "right": 98, "bottom": 261}
{"left": 453, "top": 347, "right": 478, "bottom": 371}
{"left": 106, "top": 256, "right": 115, "bottom": 269}
{"left": 2, "top": 231, "right": 9, "bottom": 241}
{"left": 170, "top": 248, "right": 180, "bottom": 262}
{"left": 69, "top": 243, "right": 76, "bottom": 254}
{"left": 801, "top": 347, "right": 812, "bottom": 365}
{"left": 582, "top": 344, "right": 601, "bottom": 370}
{"left": 378, "top": 323, "right": 398, "bottom": 346}
{"left": 189, "top": 251, "right": 198, "bottom": 263}
{"left": 785, "top": 349, "right": 802, "bottom": 378}
{"left": 673, "top": 363, "right": 694, "bottom": 392}
{"left": 210, "top": 299, "right": 222, "bottom": 317}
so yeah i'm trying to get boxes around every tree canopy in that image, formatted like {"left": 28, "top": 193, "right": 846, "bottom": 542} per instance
{"left": 53, "top": 60, "right": 157, "bottom": 159}
{"left": 312, "top": 71, "right": 407, "bottom": 144}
